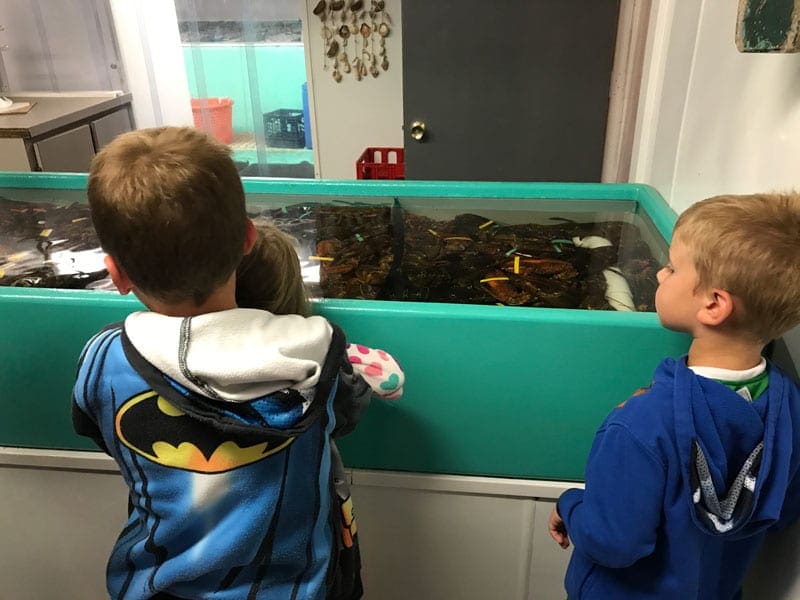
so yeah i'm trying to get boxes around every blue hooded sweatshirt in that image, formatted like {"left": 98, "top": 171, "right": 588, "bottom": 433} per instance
{"left": 558, "top": 357, "right": 800, "bottom": 599}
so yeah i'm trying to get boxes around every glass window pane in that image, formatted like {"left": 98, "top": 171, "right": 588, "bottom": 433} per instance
{"left": 175, "top": 0, "right": 314, "bottom": 178}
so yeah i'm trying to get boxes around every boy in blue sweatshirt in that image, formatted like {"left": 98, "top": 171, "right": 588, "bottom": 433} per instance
{"left": 549, "top": 193, "right": 800, "bottom": 599}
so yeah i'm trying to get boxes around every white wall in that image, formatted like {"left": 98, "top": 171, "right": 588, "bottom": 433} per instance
{"left": 631, "top": 0, "right": 800, "bottom": 368}
{"left": 632, "top": 0, "right": 800, "bottom": 214}
{"left": 109, "top": 0, "right": 193, "bottom": 129}
{"left": 300, "top": 0, "right": 403, "bottom": 179}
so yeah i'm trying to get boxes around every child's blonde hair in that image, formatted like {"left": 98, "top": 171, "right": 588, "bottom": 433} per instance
{"left": 236, "top": 222, "right": 310, "bottom": 316}
{"left": 88, "top": 126, "right": 246, "bottom": 305}
{"left": 674, "top": 193, "right": 800, "bottom": 342}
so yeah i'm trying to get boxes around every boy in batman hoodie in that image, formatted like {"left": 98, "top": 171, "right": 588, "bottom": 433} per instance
{"left": 549, "top": 193, "right": 800, "bottom": 599}
{"left": 72, "top": 127, "right": 370, "bottom": 600}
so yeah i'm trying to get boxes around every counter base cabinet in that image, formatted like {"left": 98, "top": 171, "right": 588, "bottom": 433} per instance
{"left": 33, "top": 124, "right": 97, "bottom": 173}
{"left": 2, "top": 451, "right": 797, "bottom": 599}
{"left": 0, "top": 95, "right": 133, "bottom": 172}
{"left": 0, "top": 451, "right": 575, "bottom": 600}
{"left": 354, "top": 474, "right": 572, "bottom": 600}
{"left": 0, "top": 138, "right": 32, "bottom": 171}
{"left": 91, "top": 107, "right": 135, "bottom": 152}
{"left": 0, "top": 455, "right": 125, "bottom": 600}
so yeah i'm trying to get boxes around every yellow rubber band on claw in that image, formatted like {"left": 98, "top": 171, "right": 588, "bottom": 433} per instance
{"left": 480, "top": 276, "right": 510, "bottom": 283}
{"left": 478, "top": 220, "right": 494, "bottom": 229}
{"left": 444, "top": 236, "right": 472, "bottom": 242}
{"left": 514, "top": 255, "right": 520, "bottom": 274}
{"left": 308, "top": 255, "right": 334, "bottom": 262}
{"left": 39, "top": 228, "right": 53, "bottom": 237}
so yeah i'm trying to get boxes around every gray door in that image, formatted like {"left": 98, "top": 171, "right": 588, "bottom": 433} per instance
{"left": 402, "top": 0, "right": 620, "bottom": 182}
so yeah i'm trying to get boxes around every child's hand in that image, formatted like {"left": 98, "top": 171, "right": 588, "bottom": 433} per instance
{"left": 548, "top": 505, "right": 571, "bottom": 549}
{"left": 346, "top": 343, "right": 404, "bottom": 400}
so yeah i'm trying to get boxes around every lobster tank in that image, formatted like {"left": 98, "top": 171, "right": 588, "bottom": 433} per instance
{"left": 0, "top": 174, "right": 689, "bottom": 481}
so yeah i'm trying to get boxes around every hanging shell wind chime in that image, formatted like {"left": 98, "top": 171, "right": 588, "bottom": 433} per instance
{"left": 317, "top": 0, "right": 391, "bottom": 83}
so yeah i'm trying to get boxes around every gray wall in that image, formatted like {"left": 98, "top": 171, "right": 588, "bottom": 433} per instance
{"left": 0, "top": 0, "right": 123, "bottom": 92}
{"left": 775, "top": 326, "right": 800, "bottom": 380}
{"left": 174, "top": 0, "right": 301, "bottom": 22}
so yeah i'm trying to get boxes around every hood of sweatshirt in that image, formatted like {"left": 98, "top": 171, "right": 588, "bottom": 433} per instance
{"left": 124, "top": 308, "right": 333, "bottom": 403}
{"left": 662, "top": 357, "right": 796, "bottom": 538}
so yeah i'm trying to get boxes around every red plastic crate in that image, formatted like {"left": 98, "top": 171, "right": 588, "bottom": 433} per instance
{"left": 356, "top": 147, "right": 405, "bottom": 179}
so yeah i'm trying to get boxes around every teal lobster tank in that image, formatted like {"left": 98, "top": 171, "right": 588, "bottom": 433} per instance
{"left": 0, "top": 174, "right": 689, "bottom": 482}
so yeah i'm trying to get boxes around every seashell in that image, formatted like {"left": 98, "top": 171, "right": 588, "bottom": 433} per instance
{"left": 378, "top": 22, "right": 390, "bottom": 37}
{"left": 379, "top": 45, "right": 386, "bottom": 56}
{"left": 339, "top": 24, "right": 350, "bottom": 38}
{"left": 359, "top": 63, "right": 368, "bottom": 77}
{"left": 360, "top": 23, "right": 371, "bottom": 37}
{"left": 355, "top": 68, "right": 362, "bottom": 81}
{"left": 373, "top": 0, "right": 385, "bottom": 9}
{"left": 342, "top": 61, "right": 351, "bottom": 73}
{"left": 333, "top": 69, "right": 342, "bottom": 82}
{"left": 350, "top": 0, "right": 364, "bottom": 10}
{"left": 370, "top": 63, "right": 379, "bottom": 78}
{"left": 321, "top": 26, "right": 333, "bottom": 40}
{"left": 331, "top": 0, "right": 345, "bottom": 10}
{"left": 326, "top": 39, "right": 339, "bottom": 58}
{"left": 313, "top": 0, "right": 326, "bottom": 16}
{"left": 349, "top": 21, "right": 358, "bottom": 34}
{"left": 381, "top": 56, "right": 389, "bottom": 71}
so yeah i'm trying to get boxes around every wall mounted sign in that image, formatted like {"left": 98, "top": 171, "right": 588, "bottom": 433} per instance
{"left": 736, "top": 0, "right": 800, "bottom": 52}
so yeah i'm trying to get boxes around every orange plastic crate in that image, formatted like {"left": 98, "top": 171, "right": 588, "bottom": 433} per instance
{"left": 356, "top": 147, "right": 405, "bottom": 179}
{"left": 191, "top": 97, "right": 234, "bottom": 145}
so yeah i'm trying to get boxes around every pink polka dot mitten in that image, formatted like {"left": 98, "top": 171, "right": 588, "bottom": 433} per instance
{"left": 346, "top": 343, "right": 404, "bottom": 400}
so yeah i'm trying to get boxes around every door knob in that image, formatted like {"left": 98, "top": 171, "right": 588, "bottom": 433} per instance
{"left": 410, "top": 120, "right": 426, "bottom": 141}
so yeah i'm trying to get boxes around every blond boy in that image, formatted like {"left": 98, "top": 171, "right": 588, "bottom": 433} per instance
{"left": 549, "top": 194, "right": 800, "bottom": 599}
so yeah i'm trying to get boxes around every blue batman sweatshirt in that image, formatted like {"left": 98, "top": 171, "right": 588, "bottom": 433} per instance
{"left": 72, "top": 309, "right": 370, "bottom": 600}
{"left": 558, "top": 357, "right": 800, "bottom": 599}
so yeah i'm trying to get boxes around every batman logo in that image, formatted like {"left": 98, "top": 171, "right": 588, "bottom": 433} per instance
{"left": 115, "top": 391, "right": 294, "bottom": 473}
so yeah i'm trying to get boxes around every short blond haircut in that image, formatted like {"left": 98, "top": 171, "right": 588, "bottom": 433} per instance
{"left": 88, "top": 127, "right": 246, "bottom": 305}
{"left": 236, "top": 222, "right": 310, "bottom": 316}
{"left": 674, "top": 193, "right": 800, "bottom": 342}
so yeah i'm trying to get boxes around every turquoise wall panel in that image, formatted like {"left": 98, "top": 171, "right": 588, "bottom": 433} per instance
{"left": 183, "top": 44, "right": 307, "bottom": 134}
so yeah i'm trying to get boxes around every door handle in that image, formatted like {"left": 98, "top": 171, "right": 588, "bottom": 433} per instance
{"left": 410, "top": 120, "right": 426, "bottom": 141}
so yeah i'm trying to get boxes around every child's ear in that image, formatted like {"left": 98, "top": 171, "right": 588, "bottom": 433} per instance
{"left": 696, "top": 288, "right": 734, "bottom": 327}
{"left": 104, "top": 255, "right": 133, "bottom": 295}
{"left": 243, "top": 219, "right": 257, "bottom": 255}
